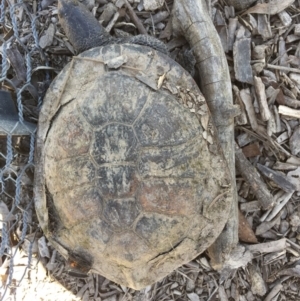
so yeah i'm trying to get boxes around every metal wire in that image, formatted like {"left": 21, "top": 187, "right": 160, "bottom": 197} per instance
{"left": 0, "top": 0, "right": 42, "bottom": 299}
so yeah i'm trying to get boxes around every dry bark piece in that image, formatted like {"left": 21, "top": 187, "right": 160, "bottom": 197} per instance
{"left": 256, "top": 164, "right": 296, "bottom": 193}
{"left": 238, "top": 210, "right": 258, "bottom": 243}
{"left": 235, "top": 144, "right": 274, "bottom": 210}
{"left": 233, "top": 38, "right": 253, "bottom": 84}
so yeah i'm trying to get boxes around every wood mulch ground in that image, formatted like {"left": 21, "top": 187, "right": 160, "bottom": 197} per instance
{"left": 1, "top": 0, "right": 300, "bottom": 300}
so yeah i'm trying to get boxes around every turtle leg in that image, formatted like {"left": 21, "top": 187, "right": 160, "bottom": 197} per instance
{"left": 58, "top": 0, "right": 112, "bottom": 53}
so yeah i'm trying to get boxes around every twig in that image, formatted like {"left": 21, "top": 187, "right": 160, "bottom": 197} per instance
{"left": 267, "top": 64, "right": 300, "bottom": 73}
{"left": 124, "top": 0, "right": 147, "bottom": 35}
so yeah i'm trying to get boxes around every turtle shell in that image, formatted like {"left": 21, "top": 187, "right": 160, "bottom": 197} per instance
{"left": 35, "top": 44, "right": 232, "bottom": 289}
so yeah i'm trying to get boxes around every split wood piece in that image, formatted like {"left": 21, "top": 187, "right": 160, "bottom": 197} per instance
{"left": 235, "top": 144, "right": 274, "bottom": 210}
{"left": 233, "top": 38, "right": 253, "bottom": 84}
{"left": 124, "top": 0, "right": 147, "bottom": 35}
{"left": 279, "top": 105, "right": 300, "bottom": 118}
{"left": 253, "top": 76, "right": 271, "bottom": 121}
{"left": 256, "top": 164, "right": 297, "bottom": 193}
{"left": 240, "top": 88, "right": 258, "bottom": 130}
{"left": 238, "top": 210, "right": 258, "bottom": 243}
{"left": 172, "top": 0, "right": 238, "bottom": 270}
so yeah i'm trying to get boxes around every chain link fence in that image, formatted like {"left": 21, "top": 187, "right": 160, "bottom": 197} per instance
{"left": 0, "top": 0, "right": 44, "bottom": 299}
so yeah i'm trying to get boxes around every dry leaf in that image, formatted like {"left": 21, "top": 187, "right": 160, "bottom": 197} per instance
{"left": 242, "top": 0, "right": 295, "bottom": 16}
{"left": 238, "top": 210, "right": 258, "bottom": 243}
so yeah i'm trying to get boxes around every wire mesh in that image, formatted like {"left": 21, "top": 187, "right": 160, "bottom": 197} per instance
{"left": 0, "top": 0, "right": 43, "bottom": 299}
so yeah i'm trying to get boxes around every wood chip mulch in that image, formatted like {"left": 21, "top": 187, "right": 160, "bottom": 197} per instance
{"left": 1, "top": 0, "right": 300, "bottom": 300}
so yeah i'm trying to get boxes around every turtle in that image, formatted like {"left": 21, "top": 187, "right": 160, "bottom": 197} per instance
{"left": 34, "top": 0, "right": 233, "bottom": 290}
